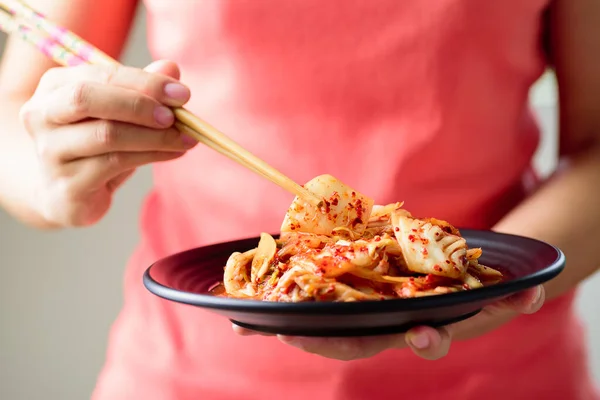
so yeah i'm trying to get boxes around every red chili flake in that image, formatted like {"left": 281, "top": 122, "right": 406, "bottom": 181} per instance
{"left": 433, "top": 265, "right": 442, "bottom": 272}
{"left": 463, "top": 283, "right": 470, "bottom": 290}
{"left": 330, "top": 192, "right": 339, "bottom": 206}
{"left": 375, "top": 236, "right": 382, "bottom": 242}
{"left": 395, "top": 227, "right": 400, "bottom": 232}
{"left": 350, "top": 217, "right": 362, "bottom": 227}
{"left": 408, "top": 235, "right": 416, "bottom": 242}
{"left": 354, "top": 200, "right": 364, "bottom": 221}
{"left": 422, "top": 248, "right": 428, "bottom": 256}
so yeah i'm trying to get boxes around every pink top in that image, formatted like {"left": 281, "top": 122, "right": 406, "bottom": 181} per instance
{"left": 93, "top": 1, "right": 599, "bottom": 399}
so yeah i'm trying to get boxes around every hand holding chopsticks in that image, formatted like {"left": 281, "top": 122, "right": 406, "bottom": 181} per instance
{"left": 0, "top": 0, "right": 323, "bottom": 208}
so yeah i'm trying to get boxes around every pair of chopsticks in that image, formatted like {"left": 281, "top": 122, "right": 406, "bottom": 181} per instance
{"left": 0, "top": 0, "right": 323, "bottom": 207}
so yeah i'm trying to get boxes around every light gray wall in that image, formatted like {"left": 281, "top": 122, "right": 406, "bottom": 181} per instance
{"left": 0, "top": 6, "right": 598, "bottom": 400}
{"left": 0, "top": 7, "right": 154, "bottom": 400}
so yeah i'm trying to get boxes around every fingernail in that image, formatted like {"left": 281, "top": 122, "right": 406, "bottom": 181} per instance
{"left": 164, "top": 83, "right": 190, "bottom": 102}
{"left": 407, "top": 333, "right": 430, "bottom": 349}
{"left": 180, "top": 133, "right": 197, "bottom": 148}
{"left": 533, "top": 287, "right": 541, "bottom": 302}
{"left": 154, "top": 106, "right": 174, "bottom": 126}
{"left": 533, "top": 285, "right": 544, "bottom": 305}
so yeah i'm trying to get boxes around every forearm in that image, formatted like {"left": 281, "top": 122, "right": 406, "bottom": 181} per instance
{"left": 0, "top": 95, "right": 54, "bottom": 228}
{"left": 493, "top": 146, "right": 600, "bottom": 300}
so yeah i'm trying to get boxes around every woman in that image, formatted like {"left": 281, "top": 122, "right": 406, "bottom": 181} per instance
{"left": 0, "top": 0, "right": 598, "bottom": 399}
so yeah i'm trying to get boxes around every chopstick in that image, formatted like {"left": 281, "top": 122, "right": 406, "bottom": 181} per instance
{"left": 0, "top": 0, "right": 323, "bottom": 207}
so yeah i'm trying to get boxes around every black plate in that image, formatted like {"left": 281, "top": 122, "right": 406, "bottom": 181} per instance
{"left": 143, "top": 229, "right": 565, "bottom": 337}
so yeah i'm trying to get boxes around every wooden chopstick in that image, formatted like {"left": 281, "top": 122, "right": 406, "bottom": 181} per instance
{"left": 175, "top": 122, "right": 268, "bottom": 181}
{"left": 0, "top": 0, "right": 323, "bottom": 207}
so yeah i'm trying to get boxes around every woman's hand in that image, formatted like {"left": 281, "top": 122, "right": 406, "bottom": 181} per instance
{"left": 19, "top": 60, "right": 196, "bottom": 228}
{"left": 233, "top": 285, "right": 545, "bottom": 361}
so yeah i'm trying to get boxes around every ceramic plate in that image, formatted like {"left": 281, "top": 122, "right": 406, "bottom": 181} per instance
{"left": 143, "top": 229, "right": 564, "bottom": 336}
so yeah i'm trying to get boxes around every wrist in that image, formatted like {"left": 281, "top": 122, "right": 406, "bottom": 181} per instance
{"left": 0, "top": 174, "right": 61, "bottom": 230}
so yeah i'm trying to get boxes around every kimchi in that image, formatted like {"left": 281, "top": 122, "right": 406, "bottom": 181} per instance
{"left": 221, "top": 174, "right": 503, "bottom": 302}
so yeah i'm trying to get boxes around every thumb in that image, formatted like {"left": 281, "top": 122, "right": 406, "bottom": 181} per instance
{"left": 405, "top": 326, "right": 452, "bottom": 360}
{"left": 144, "top": 59, "right": 181, "bottom": 80}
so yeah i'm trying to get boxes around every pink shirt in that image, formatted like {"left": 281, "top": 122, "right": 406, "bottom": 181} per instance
{"left": 93, "top": 1, "right": 599, "bottom": 399}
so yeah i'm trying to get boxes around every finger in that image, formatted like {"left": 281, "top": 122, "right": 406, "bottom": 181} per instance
{"left": 43, "top": 82, "right": 176, "bottom": 128}
{"left": 231, "top": 324, "right": 276, "bottom": 336}
{"left": 484, "top": 285, "right": 545, "bottom": 316}
{"left": 38, "top": 63, "right": 190, "bottom": 107}
{"left": 144, "top": 59, "right": 181, "bottom": 80}
{"left": 37, "top": 120, "right": 196, "bottom": 162}
{"left": 64, "top": 150, "right": 184, "bottom": 193}
{"left": 405, "top": 326, "right": 452, "bottom": 360}
{"left": 501, "top": 285, "right": 545, "bottom": 314}
{"left": 277, "top": 334, "right": 406, "bottom": 361}
{"left": 443, "top": 286, "right": 545, "bottom": 341}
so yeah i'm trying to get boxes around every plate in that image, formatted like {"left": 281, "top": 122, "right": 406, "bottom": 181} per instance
{"left": 143, "top": 229, "right": 565, "bottom": 337}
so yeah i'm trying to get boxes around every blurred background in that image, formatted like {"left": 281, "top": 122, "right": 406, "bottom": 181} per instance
{"left": 0, "top": 4, "right": 598, "bottom": 400}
